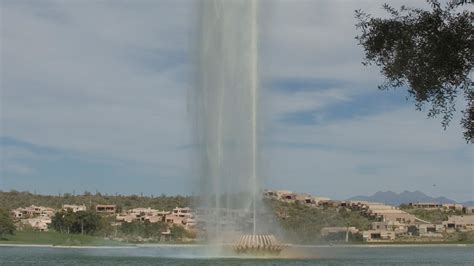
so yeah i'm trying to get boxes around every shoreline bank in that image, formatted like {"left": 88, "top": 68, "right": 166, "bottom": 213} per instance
{"left": 1, "top": 242, "right": 473, "bottom": 249}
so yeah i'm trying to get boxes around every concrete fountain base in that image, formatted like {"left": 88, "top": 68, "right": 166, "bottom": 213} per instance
{"left": 234, "top": 234, "right": 284, "bottom": 255}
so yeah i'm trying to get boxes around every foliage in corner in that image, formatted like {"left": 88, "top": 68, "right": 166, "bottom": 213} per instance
{"left": 355, "top": 0, "right": 473, "bottom": 142}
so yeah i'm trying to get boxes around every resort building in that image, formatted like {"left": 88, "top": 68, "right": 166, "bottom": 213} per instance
{"left": 295, "top": 194, "right": 315, "bottom": 206}
{"left": 409, "top": 202, "right": 466, "bottom": 212}
{"left": 371, "top": 221, "right": 392, "bottom": 231}
{"left": 11, "top": 209, "right": 24, "bottom": 219}
{"left": 464, "top": 206, "right": 474, "bottom": 214}
{"left": 370, "top": 221, "right": 410, "bottom": 236}
{"left": 275, "top": 190, "right": 296, "bottom": 202}
{"left": 165, "top": 207, "right": 196, "bottom": 229}
{"left": 11, "top": 205, "right": 55, "bottom": 219}
{"left": 95, "top": 204, "right": 117, "bottom": 213}
{"left": 364, "top": 208, "right": 417, "bottom": 224}
{"left": 263, "top": 190, "right": 276, "bottom": 198}
{"left": 264, "top": 190, "right": 331, "bottom": 207}
{"left": 380, "top": 210, "right": 417, "bottom": 224}
{"left": 127, "top": 207, "right": 158, "bottom": 217}
{"left": 409, "top": 202, "right": 443, "bottom": 209}
{"left": 347, "top": 201, "right": 385, "bottom": 211}
{"left": 442, "top": 203, "right": 464, "bottom": 212}
{"left": 116, "top": 213, "right": 139, "bottom": 223}
{"left": 418, "top": 224, "right": 444, "bottom": 237}
{"left": 145, "top": 215, "right": 166, "bottom": 223}
{"left": 318, "top": 200, "right": 342, "bottom": 208}
{"left": 62, "top": 204, "right": 86, "bottom": 212}
{"left": 442, "top": 215, "right": 474, "bottom": 232}
{"left": 116, "top": 207, "right": 170, "bottom": 223}
{"left": 313, "top": 197, "right": 331, "bottom": 205}
{"left": 362, "top": 230, "right": 396, "bottom": 242}
{"left": 20, "top": 217, "right": 52, "bottom": 232}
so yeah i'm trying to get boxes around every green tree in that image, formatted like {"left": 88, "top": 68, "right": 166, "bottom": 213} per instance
{"left": 0, "top": 208, "right": 15, "bottom": 238}
{"left": 50, "top": 212, "right": 66, "bottom": 233}
{"left": 50, "top": 210, "right": 102, "bottom": 235}
{"left": 355, "top": 0, "right": 473, "bottom": 142}
{"left": 170, "top": 224, "right": 186, "bottom": 241}
{"left": 118, "top": 220, "right": 168, "bottom": 241}
{"left": 73, "top": 211, "right": 101, "bottom": 235}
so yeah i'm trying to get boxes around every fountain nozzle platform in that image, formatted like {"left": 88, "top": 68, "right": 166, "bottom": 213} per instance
{"left": 234, "top": 234, "right": 283, "bottom": 255}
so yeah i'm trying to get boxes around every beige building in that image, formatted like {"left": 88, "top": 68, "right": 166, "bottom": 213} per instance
{"left": 371, "top": 221, "right": 392, "bottom": 231}
{"left": 314, "top": 197, "right": 331, "bottom": 205}
{"left": 127, "top": 207, "right": 157, "bottom": 216}
{"left": 464, "top": 206, "right": 474, "bottom": 214}
{"left": 116, "top": 207, "right": 170, "bottom": 223}
{"left": 371, "top": 221, "right": 410, "bottom": 235}
{"left": 362, "top": 230, "right": 396, "bottom": 242}
{"left": 263, "top": 190, "right": 276, "bottom": 198}
{"left": 409, "top": 202, "right": 443, "bottom": 209}
{"left": 418, "top": 224, "right": 444, "bottom": 236}
{"left": 442, "top": 203, "right": 464, "bottom": 212}
{"left": 382, "top": 211, "right": 417, "bottom": 224}
{"left": 11, "top": 209, "right": 24, "bottom": 219}
{"left": 165, "top": 207, "right": 196, "bottom": 229}
{"left": 95, "top": 204, "right": 116, "bottom": 213}
{"left": 62, "top": 204, "right": 86, "bottom": 212}
{"left": 295, "top": 194, "right": 315, "bottom": 206}
{"left": 275, "top": 190, "right": 296, "bottom": 202}
{"left": 367, "top": 204, "right": 397, "bottom": 211}
{"left": 116, "top": 213, "right": 138, "bottom": 223}
{"left": 11, "top": 205, "right": 54, "bottom": 219}
{"left": 366, "top": 209, "right": 417, "bottom": 224}
{"left": 20, "top": 217, "right": 51, "bottom": 231}
{"left": 348, "top": 201, "right": 385, "bottom": 211}
{"left": 443, "top": 215, "right": 474, "bottom": 232}
{"left": 409, "top": 202, "right": 465, "bottom": 212}
{"left": 117, "top": 208, "right": 169, "bottom": 223}
{"left": 145, "top": 215, "right": 166, "bottom": 223}
{"left": 350, "top": 201, "right": 417, "bottom": 225}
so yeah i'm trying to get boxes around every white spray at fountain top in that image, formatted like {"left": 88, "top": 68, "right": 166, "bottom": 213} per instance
{"left": 191, "top": 0, "right": 261, "bottom": 242}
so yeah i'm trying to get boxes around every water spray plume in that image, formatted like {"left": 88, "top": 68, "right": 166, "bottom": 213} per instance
{"left": 192, "top": 0, "right": 262, "bottom": 243}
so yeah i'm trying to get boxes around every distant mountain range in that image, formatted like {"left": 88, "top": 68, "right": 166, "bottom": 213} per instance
{"left": 348, "top": 190, "right": 474, "bottom": 207}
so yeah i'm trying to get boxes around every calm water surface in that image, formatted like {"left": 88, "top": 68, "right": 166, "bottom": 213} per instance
{"left": 0, "top": 245, "right": 473, "bottom": 265}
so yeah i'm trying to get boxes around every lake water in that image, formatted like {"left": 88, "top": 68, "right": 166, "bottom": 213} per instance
{"left": 0, "top": 245, "right": 473, "bottom": 265}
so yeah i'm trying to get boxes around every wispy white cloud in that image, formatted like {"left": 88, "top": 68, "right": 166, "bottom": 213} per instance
{"left": 2, "top": 0, "right": 193, "bottom": 166}
{"left": 267, "top": 87, "right": 352, "bottom": 118}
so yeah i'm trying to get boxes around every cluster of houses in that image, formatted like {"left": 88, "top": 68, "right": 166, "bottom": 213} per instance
{"left": 11, "top": 205, "right": 55, "bottom": 232}
{"left": 10, "top": 204, "right": 197, "bottom": 235}
{"left": 116, "top": 206, "right": 197, "bottom": 230}
{"left": 408, "top": 202, "right": 474, "bottom": 214}
{"left": 264, "top": 190, "right": 329, "bottom": 206}
{"left": 264, "top": 189, "right": 474, "bottom": 242}
{"left": 347, "top": 200, "right": 474, "bottom": 242}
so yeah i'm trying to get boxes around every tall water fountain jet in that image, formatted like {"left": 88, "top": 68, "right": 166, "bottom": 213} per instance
{"left": 191, "top": 0, "right": 266, "bottom": 247}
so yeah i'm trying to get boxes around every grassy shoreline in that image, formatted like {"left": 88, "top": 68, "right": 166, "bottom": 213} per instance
{"left": 1, "top": 242, "right": 473, "bottom": 249}
{"left": 1, "top": 231, "right": 473, "bottom": 247}
{"left": 0, "top": 231, "right": 126, "bottom": 246}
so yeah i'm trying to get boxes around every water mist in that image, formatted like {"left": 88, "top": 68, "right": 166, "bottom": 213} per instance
{"left": 191, "top": 0, "right": 262, "bottom": 245}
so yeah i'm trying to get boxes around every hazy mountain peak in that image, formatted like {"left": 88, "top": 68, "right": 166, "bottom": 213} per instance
{"left": 348, "top": 190, "right": 457, "bottom": 206}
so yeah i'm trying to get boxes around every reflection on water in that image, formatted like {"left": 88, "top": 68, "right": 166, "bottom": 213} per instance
{"left": 0, "top": 245, "right": 473, "bottom": 265}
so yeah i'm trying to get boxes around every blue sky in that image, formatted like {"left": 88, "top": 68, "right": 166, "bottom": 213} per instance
{"left": 1, "top": 0, "right": 472, "bottom": 201}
